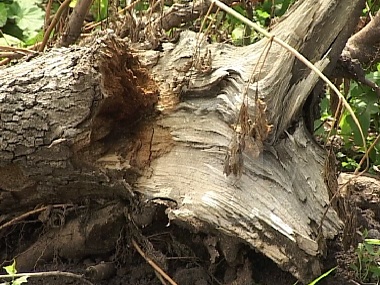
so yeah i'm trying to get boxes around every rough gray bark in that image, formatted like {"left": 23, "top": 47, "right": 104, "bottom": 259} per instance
{"left": 0, "top": 38, "right": 161, "bottom": 217}
{"left": 0, "top": 0, "right": 364, "bottom": 283}
{"left": 344, "top": 10, "right": 380, "bottom": 66}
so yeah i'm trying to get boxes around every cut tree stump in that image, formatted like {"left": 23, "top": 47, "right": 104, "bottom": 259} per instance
{"left": 0, "top": 0, "right": 365, "bottom": 282}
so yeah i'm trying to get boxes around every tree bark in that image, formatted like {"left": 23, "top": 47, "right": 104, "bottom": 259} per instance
{"left": 0, "top": 0, "right": 364, "bottom": 283}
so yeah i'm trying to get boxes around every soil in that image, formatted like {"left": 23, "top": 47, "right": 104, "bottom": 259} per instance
{"left": 1, "top": 174, "right": 380, "bottom": 285}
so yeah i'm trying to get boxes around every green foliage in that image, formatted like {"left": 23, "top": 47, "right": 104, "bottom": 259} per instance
{"left": 364, "top": 0, "right": 380, "bottom": 15}
{"left": 258, "top": 0, "right": 294, "bottom": 19}
{"left": 315, "top": 66, "right": 380, "bottom": 172}
{"left": 307, "top": 267, "right": 336, "bottom": 285}
{"left": 351, "top": 233, "right": 380, "bottom": 283}
{"left": 0, "top": 260, "right": 29, "bottom": 285}
{"left": 134, "top": 0, "right": 149, "bottom": 12}
{"left": 0, "top": 3, "right": 8, "bottom": 27}
{"left": 292, "top": 267, "right": 336, "bottom": 285}
{"left": 229, "top": 0, "right": 295, "bottom": 45}
{"left": 0, "top": 0, "right": 45, "bottom": 45}
{"left": 90, "top": 0, "right": 109, "bottom": 22}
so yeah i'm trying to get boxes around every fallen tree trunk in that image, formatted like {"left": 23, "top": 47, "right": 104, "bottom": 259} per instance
{"left": 0, "top": 0, "right": 364, "bottom": 282}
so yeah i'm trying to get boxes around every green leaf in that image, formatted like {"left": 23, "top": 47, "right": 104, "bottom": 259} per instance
{"left": 8, "top": 0, "right": 44, "bottom": 41}
{"left": 308, "top": 266, "right": 336, "bottom": 285}
{"left": 5, "top": 1, "right": 21, "bottom": 20}
{"left": 364, "top": 91, "right": 379, "bottom": 115}
{"left": 278, "top": 0, "right": 293, "bottom": 15}
{"left": 346, "top": 111, "right": 370, "bottom": 146}
{"left": 369, "top": 265, "right": 380, "bottom": 277}
{"left": 231, "top": 25, "right": 245, "bottom": 45}
{"left": 365, "top": 239, "right": 380, "bottom": 245}
{"left": 339, "top": 112, "right": 352, "bottom": 137}
{"left": 342, "top": 159, "right": 359, "bottom": 171}
{"left": 256, "top": 9, "right": 270, "bottom": 19}
{"left": 23, "top": 28, "right": 43, "bottom": 45}
{"left": 13, "top": 276, "right": 29, "bottom": 285}
{"left": 0, "top": 3, "right": 7, "bottom": 27}
{"left": 69, "top": 0, "right": 77, "bottom": 8}
{"left": 3, "top": 260, "right": 17, "bottom": 275}
{"left": 0, "top": 33, "right": 23, "bottom": 46}
{"left": 363, "top": 242, "right": 375, "bottom": 255}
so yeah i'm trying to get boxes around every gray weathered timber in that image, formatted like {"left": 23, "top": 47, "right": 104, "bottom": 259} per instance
{"left": 0, "top": 0, "right": 364, "bottom": 282}
{"left": 137, "top": 0, "right": 364, "bottom": 281}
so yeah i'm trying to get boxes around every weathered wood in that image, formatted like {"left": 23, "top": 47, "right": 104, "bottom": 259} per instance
{"left": 0, "top": 0, "right": 365, "bottom": 282}
{"left": 137, "top": 0, "right": 364, "bottom": 281}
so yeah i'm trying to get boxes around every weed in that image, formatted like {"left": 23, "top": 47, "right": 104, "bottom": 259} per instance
{"left": 351, "top": 233, "right": 380, "bottom": 283}
{"left": 293, "top": 267, "right": 336, "bottom": 285}
{"left": 0, "top": 260, "right": 29, "bottom": 285}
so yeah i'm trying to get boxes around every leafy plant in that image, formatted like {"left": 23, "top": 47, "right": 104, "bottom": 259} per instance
{"left": 0, "top": 260, "right": 29, "bottom": 285}
{"left": 293, "top": 267, "right": 336, "bottom": 285}
{"left": 309, "top": 267, "right": 336, "bottom": 285}
{"left": 314, "top": 64, "right": 380, "bottom": 173}
{"left": 90, "top": 0, "right": 109, "bottom": 22}
{"left": 0, "top": 0, "right": 45, "bottom": 45}
{"left": 351, "top": 233, "right": 380, "bottom": 283}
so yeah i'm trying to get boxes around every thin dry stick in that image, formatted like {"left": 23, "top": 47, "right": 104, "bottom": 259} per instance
{"left": 0, "top": 271, "right": 94, "bottom": 285}
{"left": 84, "top": 0, "right": 142, "bottom": 31}
{"left": 146, "top": 0, "right": 165, "bottom": 16}
{"left": 325, "top": 92, "right": 343, "bottom": 149}
{"left": 44, "top": 0, "right": 54, "bottom": 31}
{"left": 196, "top": 2, "right": 216, "bottom": 42}
{"left": 0, "top": 46, "right": 37, "bottom": 54}
{"left": 194, "top": 1, "right": 215, "bottom": 59}
{"left": 211, "top": 0, "right": 369, "bottom": 173}
{"left": 132, "top": 239, "right": 178, "bottom": 285}
{"left": 357, "top": 132, "right": 380, "bottom": 172}
{"left": 244, "top": 36, "right": 274, "bottom": 97}
{"left": 0, "top": 204, "right": 74, "bottom": 231}
{"left": 202, "top": 7, "right": 221, "bottom": 43}
{"left": 39, "top": 0, "right": 72, "bottom": 52}
{"left": 365, "top": 1, "right": 374, "bottom": 21}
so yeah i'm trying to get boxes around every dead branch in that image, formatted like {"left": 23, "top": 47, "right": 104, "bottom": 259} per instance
{"left": 344, "top": 10, "right": 380, "bottom": 66}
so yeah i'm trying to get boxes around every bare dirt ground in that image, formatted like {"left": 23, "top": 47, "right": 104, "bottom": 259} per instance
{"left": 1, "top": 173, "right": 379, "bottom": 285}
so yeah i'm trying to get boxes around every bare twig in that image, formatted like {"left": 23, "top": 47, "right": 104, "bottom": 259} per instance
{"left": 83, "top": 0, "right": 142, "bottom": 31}
{"left": 357, "top": 132, "right": 380, "bottom": 173}
{"left": 132, "top": 239, "right": 178, "bottom": 285}
{"left": 0, "top": 46, "right": 37, "bottom": 54}
{"left": 44, "top": 0, "right": 54, "bottom": 31}
{"left": 0, "top": 204, "right": 74, "bottom": 231}
{"left": 39, "top": 0, "right": 72, "bottom": 52}
{"left": 0, "top": 271, "right": 94, "bottom": 285}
